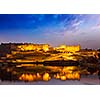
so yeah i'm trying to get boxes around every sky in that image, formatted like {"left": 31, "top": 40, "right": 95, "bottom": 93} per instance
{"left": 0, "top": 14, "right": 100, "bottom": 49}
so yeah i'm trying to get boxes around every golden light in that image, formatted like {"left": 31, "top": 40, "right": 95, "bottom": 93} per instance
{"left": 32, "top": 74, "right": 37, "bottom": 80}
{"left": 28, "top": 74, "right": 34, "bottom": 81}
{"left": 60, "top": 75, "right": 66, "bottom": 81}
{"left": 66, "top": 74, "right": 73, "bottom": 79}
{"left": 43, "top": 73, "right": 51, "bottom": 81}
{"left": 17, "top": 45, "right": 34, "bottom": 51}
{"left": 25, "top": 74, "right": 29, "bottom": 81}
{"left": 73, "top": 72, "right": 80, "bottom": 80}
{"left": 19, "top": 76, "right": 22, "bottom": 80}
{"left": 65, "top": 72, "right": 80, "bottom": 80}
{"left": 21, "top": 74, "right": 25, "bottom": 78}
{"left": 54, "top": 73, "right": 60, "bottom": 79}
{"left": 19, "top": 74, "right": 35, "bottom": 81}
{"left": 43, "top": 47, "right": 49, "bottom": 52}
{"left": 19, "top": 74, "right": 25, "bottom": 81}
{"left": 54, "top": 74, "right": 56, "bottom": 78}
{"left": 37, "top": 73, "right": 42, "bottom": 80}
{"left": 56, "top": 73, "right": 60, "bottom": 79}
{"left": 62, "top": 67, "right": 75, "bottom": 73}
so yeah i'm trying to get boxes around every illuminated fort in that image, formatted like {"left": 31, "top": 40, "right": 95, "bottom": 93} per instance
{"left": 16, "top": 43, "right": 49, "bottom": 52}
{"left": 0, "top": 43, "right": 49, "bottom": 59}
{"left": 16, "top": 44, "right": 80, "bottom": 53}
{"left": 0, "top": 43, "right": 81, "bottom": 58}
{"left": 55, "top": 44, "right": 80, "bottom": 53}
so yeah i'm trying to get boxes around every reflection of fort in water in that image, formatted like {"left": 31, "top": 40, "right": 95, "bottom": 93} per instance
{"left": 0, "top": 43, "right": 100, "bottom": 82}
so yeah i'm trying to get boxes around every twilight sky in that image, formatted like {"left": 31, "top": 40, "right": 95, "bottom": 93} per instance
{"left": 0, "top": 14, "right": 100, "bottom": 49}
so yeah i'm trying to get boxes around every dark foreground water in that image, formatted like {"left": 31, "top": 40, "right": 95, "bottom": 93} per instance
{"left": 0, "top": 75, "right": 100, "bottom": 85}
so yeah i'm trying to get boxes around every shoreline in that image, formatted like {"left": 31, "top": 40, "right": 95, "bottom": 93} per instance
{"left": 0, "top": 77, "right": 99, "bottom": 85}
{"left": 0, "top": 75, "right": 99, "bottom": 85}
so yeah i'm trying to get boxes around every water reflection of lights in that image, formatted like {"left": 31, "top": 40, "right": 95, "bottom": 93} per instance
{"left": 74, "top": 72, "right": 80, "bottom": 80}
{"left": 18, "top": 66, "right": 80, "bottom": 82}
{"left": 61, "top": 76, "right": 66, "bottom": 80}
{"left": 37, "top": 73, "right": 42, "bottom": 79}
{"left": 19, "top": 73, "right": 51, "bottom": 82}
{"left": 54, "top": 73, "right": 60, "bottom": 79}
{"left": 32, "top": 74, "right": 37, "bottom": 80}
{"left": 43, "top": 73, "right": 51, "bottom": 81}
{"left": 19, "top": 74, "right": 35, "bottom": 81}
{"left": 65, "top": 73, "right": 80, "bottom": 80}
{"left": 28, "top": 74, "right": 34, "bottom": 81}
{"left": 53, "top": 73, "right": 80, "bottom": 80}
{"left": 62, "top": 66, "right": 78, "bottom": 72}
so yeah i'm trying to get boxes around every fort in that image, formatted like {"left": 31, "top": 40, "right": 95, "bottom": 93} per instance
{"left": 16, "top": 43, "right": 49, "bottom": 52}
{"left": 0, "top": 43, "right": 100, "bottom": 82}
{"left": 0, "top": 43, "right": 50, "bottom": 56}
{"left": 0, "top": 43, "right": 80, "bottom": 53}
{"left": 55, "top": 44, "right": 80, "bottom": 53}
{"left": 0, "top": 43, "right": 82, "bottom": 60}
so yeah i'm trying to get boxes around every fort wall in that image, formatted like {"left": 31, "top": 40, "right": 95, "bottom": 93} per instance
{"left": 55, "top": 44, "right": 80, "bottom": 52}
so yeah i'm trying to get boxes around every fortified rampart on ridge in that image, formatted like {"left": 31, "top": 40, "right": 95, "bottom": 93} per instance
{"left": 0, "top": 43, "right": 50, "bottom": 56}
{"left": 0, "top": 43, "right": 81, "bottom": 57}
{"left": 55, "top": 44, "right": 80, "bottom": 52}
{"left": 16, "top": 44, "right": 49, "bottom": 52}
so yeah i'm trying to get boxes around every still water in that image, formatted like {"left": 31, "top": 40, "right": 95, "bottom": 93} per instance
{"left": 0, "top": 64, "right": 100, "bottom": 85}
{"left": 0, "top": 76, "right": 99, "bottom": 85}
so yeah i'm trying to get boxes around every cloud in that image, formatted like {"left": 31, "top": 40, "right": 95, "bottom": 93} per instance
{"left": 91, "top": 24, "right": 100, "bottom": 30}
{"left": 72, "top": 20, "right": 84, "bottom": 27}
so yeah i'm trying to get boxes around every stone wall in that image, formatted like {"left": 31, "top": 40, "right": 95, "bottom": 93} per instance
{"left": 55, "top": 44, "right": 80, "bottom": 52}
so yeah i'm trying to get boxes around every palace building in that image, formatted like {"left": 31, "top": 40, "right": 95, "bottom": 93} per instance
{"left": 54, "top": 44, "right": 80, "bottom": 53}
